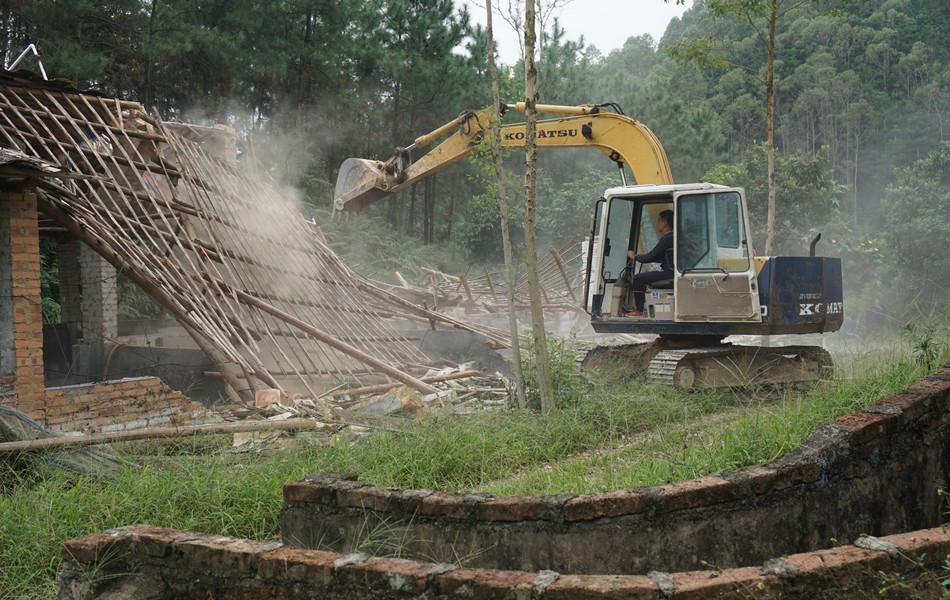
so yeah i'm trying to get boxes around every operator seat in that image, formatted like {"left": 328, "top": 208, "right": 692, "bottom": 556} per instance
{"left": 646, "top": 248, "right": 674, "bottom": 289}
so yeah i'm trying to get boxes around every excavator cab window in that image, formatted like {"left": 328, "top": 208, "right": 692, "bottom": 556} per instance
{"left": 673, "top": 189, "right": 759, "bottom": 322}
{"left": 676, "top": 191, "right": 749, "bottom": 273}
{"left": 602, "top": 197, "right": 635, "bottom": 282}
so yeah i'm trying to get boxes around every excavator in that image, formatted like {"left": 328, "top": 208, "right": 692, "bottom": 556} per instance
{"left": 334, "top": 103, "right": 843, "bottom": 388}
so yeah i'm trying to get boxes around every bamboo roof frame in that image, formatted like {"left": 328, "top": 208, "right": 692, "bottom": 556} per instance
{"left": 0, "top": 72, "right": 508, "bottom": 401}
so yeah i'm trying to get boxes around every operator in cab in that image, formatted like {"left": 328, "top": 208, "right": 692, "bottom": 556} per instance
{"left": 621, "top": 209, "right": 674, "bottom": 317}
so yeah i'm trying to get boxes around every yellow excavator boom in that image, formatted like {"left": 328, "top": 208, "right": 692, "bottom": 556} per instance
{"left": 334, "top": 103, "right": 673, "bottom": 212}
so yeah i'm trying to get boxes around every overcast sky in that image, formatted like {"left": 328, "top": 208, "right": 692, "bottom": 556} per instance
{"left": 458, "top": 0, "right": 693, "bottom": 65}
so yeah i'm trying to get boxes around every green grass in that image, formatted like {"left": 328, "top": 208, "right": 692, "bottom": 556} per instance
{"left": 0, "top": 342, "right": 943, "bottom": 598}
{"left": 483, "top": 352, "right": 930, "bottom": 494}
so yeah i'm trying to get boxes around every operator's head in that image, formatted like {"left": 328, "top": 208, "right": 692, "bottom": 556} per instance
{"left": 659, "top": 210, "right": 674, "bottom": 233}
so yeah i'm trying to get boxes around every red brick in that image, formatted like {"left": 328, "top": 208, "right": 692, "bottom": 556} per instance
{"left": 258, "top": 546, "right": 337, "bottom": 583}
{"left": 670, "top": 568, "right": 778, "bottom": 599}
{"left": 284, "top": 481, "right": 335, "bottom": 504}
{"left": 62, "top": 530, "right": 132, "bottom": 564}
{"left": 658, "top": 477, "right": 742, "bottom": 513}
{"left": 883, "top": 527, "right": 950, "bottom": 560}
{"left": 564, "top": 490, "right": 653, "bottom": 521}
{"left": 783, "top": 545, "right": 891, "bottom": 588}
{"left": 730, "top": 464, "right": 791, "bottom": 494}
{"left": 834, "top": 411, "right": 903, "bottom": 445}
{"left": 338, "top": 556, "right": 433, "bottom": 593}
{"left": 119, "top": 525, "right": 186, "bottom": 557}
{"left": 435, "top": 567, "right": 535, "bottom": 599}
{"left": 475, "top": 495, "right": 542, "bottom": 522}
{"left": 336, "top": 485, "right": 393, "bottom": 512}
{"left": 768, "top": 455, "right": 822, "bottom": 485}
{"left": 542, "top": 574, "right": 660, "bottom": 599}
{"left": 877, "top": 391, "right": 935, "bottom": 420}
{"left": 419, "top": 491, "right": 471, "bottom": 519}
{"left": 174, "top": 534, "right": 274, "bottom": 572}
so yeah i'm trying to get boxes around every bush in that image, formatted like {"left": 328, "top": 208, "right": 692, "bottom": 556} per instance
{"left": 520, "top": 335, "right": 587, "bottom": 409}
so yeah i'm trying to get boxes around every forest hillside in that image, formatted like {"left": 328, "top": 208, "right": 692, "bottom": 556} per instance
{"left": 3, "top": 0, "right": 947, "bottom": 330}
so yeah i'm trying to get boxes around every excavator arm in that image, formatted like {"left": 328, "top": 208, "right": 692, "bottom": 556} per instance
{"left": 334, "top": 103, "right": 673, "bottom": 212}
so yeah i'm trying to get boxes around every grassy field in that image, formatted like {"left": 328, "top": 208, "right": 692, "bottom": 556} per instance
{"left": 0, "top": 341, "right": 943, "bottom": 598}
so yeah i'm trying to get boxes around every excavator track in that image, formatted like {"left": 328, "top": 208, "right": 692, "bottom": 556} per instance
{"left": 578, "top": 339, "right": 833, "bottom": 389}
{"left": 645, "top": 345, "right": 833, "bottom": 389}
{"left": 647, "top": 348, "right": 729, "bottom": 388}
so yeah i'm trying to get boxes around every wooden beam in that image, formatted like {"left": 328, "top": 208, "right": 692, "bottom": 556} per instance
{"left": 0, "top": 418, "right": 335, "bottom": 454}
{"left": 549, "top": 246, "right": 578, "bottom": 303}
{"left": 326, "top": 369, "right": 483, "bottom": 398}
{"left": 219, "top": 281, "right": 439, "bottom": 395}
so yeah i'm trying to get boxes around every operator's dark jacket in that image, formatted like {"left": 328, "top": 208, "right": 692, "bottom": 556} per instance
{"left": 635, "top": 232, "right": 674, "bottom": 270}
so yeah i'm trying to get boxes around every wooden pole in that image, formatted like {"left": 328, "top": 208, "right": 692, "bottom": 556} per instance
{"left": 327, "top": 369, "right": 482, "bottom": 398}
{"left": 0, "top": 419, "right": 335, "bottom": 454}
{"left": 222, "top": 283, "right": 439, "bottom": 395}
{"left": 484, "top": 268, "right": 498, "bottom": 303}
{"left": 458, "top": 274, "right": 475, "bottom": 304}
{"left": 549, "top": 247, "right": 578, "bottom": 303}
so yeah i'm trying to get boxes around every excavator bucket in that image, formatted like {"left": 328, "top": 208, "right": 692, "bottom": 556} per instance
{"left": 334, "top": 158, "right": 391, "bottom": 213}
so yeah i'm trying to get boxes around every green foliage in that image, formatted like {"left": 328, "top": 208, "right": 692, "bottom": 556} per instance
{"left": 902, "top": 316, "right": 949, "bottom": 370}
{"left": 704, "top": 143, "right": 844, "bottom": 253}
{"left": 452, "top": 191, "right": 522, "bottom": 265}
{"left": 117, "top": 275, "right": 166, "bottom": 321}
{"left": 535, "top": 169, "right": 617, "bottom": 243}
{"left": 882, "top": 141, "right": 950, "bottom": 297}
{"left": 39, "top": 239, "right": 60, "bottom": 325}
{"left": 520, "top": 336, "right": 586, "bottom": 409}
{"left": 317, "top": 209, "right": 466, "bottom": 282}
{"left": 7, "top": 0, "right": 948, "bottom": 315}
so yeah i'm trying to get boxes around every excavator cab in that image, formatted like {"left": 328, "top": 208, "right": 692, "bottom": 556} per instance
{"left": 587, "top": 183, "right": 761, "bottom": 328}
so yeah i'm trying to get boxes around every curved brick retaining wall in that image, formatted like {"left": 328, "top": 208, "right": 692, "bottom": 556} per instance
{"left": 281, "top": 364, "right": 950, "bottom": 574}
{"left": 58, "top": 524, "right": 950, "bottom": 599}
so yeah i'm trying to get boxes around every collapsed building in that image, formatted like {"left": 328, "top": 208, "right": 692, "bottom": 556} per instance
{"left": 0, "top": 69, "right": 519, "bottom": 433}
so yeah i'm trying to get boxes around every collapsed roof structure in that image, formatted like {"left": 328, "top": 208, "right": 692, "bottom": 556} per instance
{"left": 0, "top": 70, "right": 510, "bottom": 403}
{"left": 420, "top": 236, "right": 586, "bottom": 312}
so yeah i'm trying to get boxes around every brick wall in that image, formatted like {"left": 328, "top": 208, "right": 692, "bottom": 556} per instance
{"left": 282, "top": 364, "right": 950, "bottom": 575}
{"left": 57, "top": 525, "right": 950, "bottom": 599}
{"left": 44, "top": 376, "right": 207, "bottom": 433}
{"left": 0, "top": 189, "right": 45, "bottom": 417}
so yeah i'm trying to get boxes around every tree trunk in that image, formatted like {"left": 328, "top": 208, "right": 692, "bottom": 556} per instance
{"left": 423, "top": 175, "right": 436, "bottom": 245}
{"left": 445, "top": 187, "right": 454, "bottom": 241}
{"left": 764, "top": 0, "right": 778, "bottom": 256}
{"left": 522, "top": 0, "right": 554, "bottom": 413}
{"left": 485, "top": 0, "right": 526, "bottom": 407}
{"left": 853, "top": 132, "right": 859, "bottom": 226}
{"left": 389, "top": 80, "right": 402, "bottom": 227}
{"left": 408, "top": 182, "right": 417, "bottom": 234}
{"left": 144, "top": 0, "right": 159, "bottom": 110}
